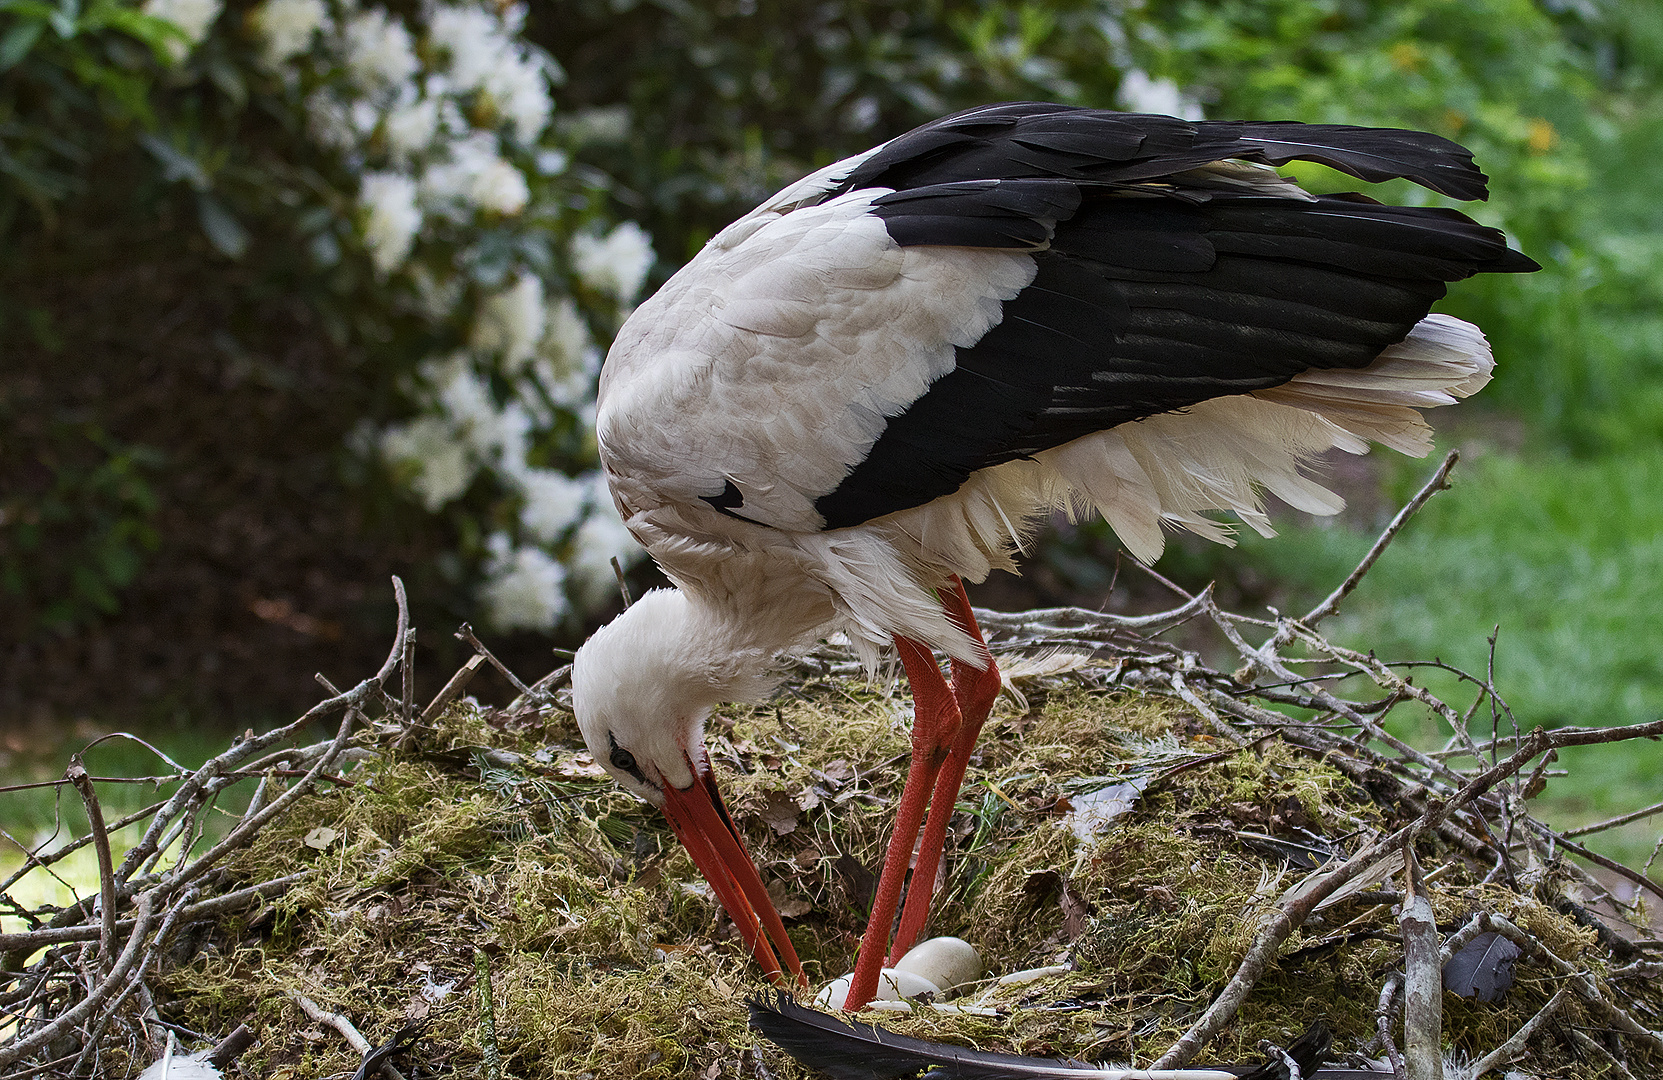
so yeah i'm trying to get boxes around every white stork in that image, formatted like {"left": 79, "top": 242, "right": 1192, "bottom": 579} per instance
{"left": 569, "top": 102, "right": 1537, "bottom": 1010}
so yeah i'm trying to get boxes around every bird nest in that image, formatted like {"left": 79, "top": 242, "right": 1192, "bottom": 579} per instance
{"left": 3, "top": 454, "right": 1662, "bottom": 1079}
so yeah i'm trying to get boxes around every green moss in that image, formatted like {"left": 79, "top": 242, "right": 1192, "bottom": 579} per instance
{"left": 157, "top": 677, "right": 1658, "bottom": 1077}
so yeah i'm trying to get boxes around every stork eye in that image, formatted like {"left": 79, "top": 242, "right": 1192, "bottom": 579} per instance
{"left": 606, "top": 732, "right": 644, "bottom": 780}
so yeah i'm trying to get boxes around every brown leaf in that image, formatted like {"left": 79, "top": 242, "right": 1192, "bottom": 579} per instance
{"left": 758, "top": 790, "right": 799, "bottom": 836}
{"left": 767, "top": 881, "right": 814, "bottom": 919}
{"left": 1060, "top": 881, "right": 1092, "bottom": 941}
{"left": 1272, "top": 795, "right": 1310, "bottom": 830}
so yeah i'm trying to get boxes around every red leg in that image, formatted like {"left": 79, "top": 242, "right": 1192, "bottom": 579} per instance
{"left": 843, "top": 635, "right": 962, "bottom": 1012}
{"left": 889, "top": 579, "right": 1002, "bottom": 961}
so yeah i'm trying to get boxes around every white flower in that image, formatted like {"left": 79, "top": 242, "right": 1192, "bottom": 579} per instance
{"left": 1118, "top": 70, "right": 1203, "bottom": 121}
{"left": 380, "top": 415, "right": 475, "bottom": 510}
{"left": 568, "top": 500, "right": 641, "bottom": 609}
{"left": 305, "top": 89, "right": 359, "bottom": 151}
{"left": 144, "top": 0, "right": 221, "bottom": 61}
{"left": 480, "top": 534, "right": 568, "bottom": 631}
{"left": 427, "top": 356, "right": 495, "bottom": 432}
{"left": 252, "top": 0, "right": 327, "bottom": 67}
{"left": 518, "top": 468, "right": 590, "bottom": 543}
{"left": 428, "top": 5, "right": 505, "bottom": 92}
{"left": 421, "top": 132, "right": 529, "bottom": 217}
{"left": 472, "top": 274, "right": 546, "bottom": 370}
{"left": 427, "top": 3, "right": 554, "bottom": 142}
{"left": 489, "top": 53, "right": 554, "bottom": 143}
{"left": 472, "top": 157, "right": 530, "bottom": 215}
{"left": 541, "top": 296, "right": 592, "bottom": 367}
{"left": 359, "top": 172, "right": 421, "bottom": 274}
{"left": 343, "top": 8, "right": 418, "bottom": 89}
{"left": 571, "top": 222, "right": 655, "bottom": 303}
{"left": 425, "top": 356, "right": 532, "bottom": 469}
{"left": 384, "top": 92, "right": 442, "bottom": 161}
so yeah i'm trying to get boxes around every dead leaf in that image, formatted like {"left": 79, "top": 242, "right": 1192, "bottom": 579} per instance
{"left": 767, "top": 882, "right": 814, "bottom": 919}
{"left": 556, "top": 752, "right": 609, "bottom": 780}
{"left": 1272, "top": 795, "right": 1310, "bottom": 830}
{"left": 302, "top": 826, "right": 339, "bottom": 850}
{"left": 796, "top": 787, "right": 822, "bottom": 812}
{"left": 758, "top": 790, "right": 800, "bottom": 836}
{"left": 819, "top": 759, "right": 854, "bottom": 782}
{"left": 1060, "top": 881, "right": 1092, "bottom": 941}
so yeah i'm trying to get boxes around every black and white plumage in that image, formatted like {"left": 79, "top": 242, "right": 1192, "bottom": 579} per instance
{"left": 570, "top": 103, "right": 1537, "bottom": 998}
{"left": 747, "top": 994, "right": 1345, "bottom": 1080}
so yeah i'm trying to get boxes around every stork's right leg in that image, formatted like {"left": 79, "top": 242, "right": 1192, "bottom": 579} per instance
{"left": 888, "top": 579, "right": 1002, "bottom": 961}
{"left": 843, "top": 635, "right": 962, "bottom": 1012}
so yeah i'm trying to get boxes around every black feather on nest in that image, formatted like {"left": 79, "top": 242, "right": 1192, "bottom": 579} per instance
{"left": 747, "top": 993, "right": 1343, "bottom": 1080}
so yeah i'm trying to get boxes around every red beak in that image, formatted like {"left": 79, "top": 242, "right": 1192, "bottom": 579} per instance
{"left": 659, "top": 753, "right": 806, "bottom": 988}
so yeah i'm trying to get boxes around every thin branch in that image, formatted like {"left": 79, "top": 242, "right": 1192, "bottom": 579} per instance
{"left": 1470, "top": 988, "right": 1568, "bottom": 1076}
{"left": 456, "top": 623, "right": 534, "bottom": 698}
{"left": 1304, "top": 449, "right": 1458, "bottom": 627}
{"left": 64, "top": 758, "right": 116, "bottom": 976}
{"left": 1564, "top": 798, "right": 1663, "bottom": 839}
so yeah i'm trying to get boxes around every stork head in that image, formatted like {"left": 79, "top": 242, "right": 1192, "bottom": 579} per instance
{"left": 572, "top": 588, "right": 805, "bottom": 986}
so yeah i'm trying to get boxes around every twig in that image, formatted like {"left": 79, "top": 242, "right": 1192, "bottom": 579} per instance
{"left": 0, "top": 871, "right": 310, "bottom": 952}
{"left": 65, "top": 757, "right": 117, "bottom": 976}
{"left": 1303, "top": 450, "right": 1458, "bottom": 627}
{"left": 1375, "top": 975, "right": 1407, "bottom": 1080}
{"left": 288, "top": 991, "right": 407, "bottom": 1080}
{"left": 1566, "top": 1025, "right": 1639, "bottom": 1080}
{"left": 205, "top": 1024, "right": 257, "bottom": 1069}
{"left": 1469, "top": 988, "right": 1568, "bottom": 1076}
{"left": 1564, "top": 798, "right": 1663, "bottom": 839}
{"left": 456, "top": 623, "right": 534, "bottom": 698}
{"left": 417, "top": 653, "right": 487, "bottom": 728}
{"left": 507, "top": 662, "right": 573, "bottom": 712}
{"left": 1399, "top": 850, "right": 1442, "bottom": 1080}
{"left": 611, "top": 555, "right": 633, "bottom": 607}
{"left": 1484, "top": 913, "right": 1663, "bottom": 1056}
{"left": 402, "top": 626, "right": 417, "bottom": 723}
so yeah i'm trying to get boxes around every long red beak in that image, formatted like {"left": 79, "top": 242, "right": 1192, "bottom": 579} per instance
{"left": 659, "top": 753, "right": 806, "bottom": 988}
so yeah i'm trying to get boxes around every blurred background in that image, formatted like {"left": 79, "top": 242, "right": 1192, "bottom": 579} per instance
{"left": 2, "top": 1, "right": 1660, "bottom": 872}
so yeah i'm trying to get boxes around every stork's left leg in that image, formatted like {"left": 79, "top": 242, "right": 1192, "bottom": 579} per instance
{"left": 888, "top": 578, "right": 1002, "bottom": 962}
{"left": 843, "top": 634, "right": 964, "bottom": 1012}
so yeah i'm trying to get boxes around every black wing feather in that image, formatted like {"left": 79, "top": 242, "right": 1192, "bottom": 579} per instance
{"left": 838, "top": 103, "right": 1492, "bottom": 200}
{"left": 748, "top": 994, "right": 1336, "bottom": 1080}
{"left": 788, "top": 103, "right": 1540, "bottom": 529}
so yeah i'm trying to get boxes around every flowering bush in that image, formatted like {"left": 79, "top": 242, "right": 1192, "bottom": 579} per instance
{"left": 3, "top": 0, "right": 654, "bottom": 636}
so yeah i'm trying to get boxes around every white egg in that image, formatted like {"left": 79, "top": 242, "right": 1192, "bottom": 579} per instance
{"left": 891, "top": 936, "right": 983, "bottom": 994}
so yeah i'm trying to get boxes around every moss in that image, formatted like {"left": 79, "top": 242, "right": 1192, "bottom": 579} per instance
{"left": 156, "top": 676, "right": 1661, "bottom": 1077}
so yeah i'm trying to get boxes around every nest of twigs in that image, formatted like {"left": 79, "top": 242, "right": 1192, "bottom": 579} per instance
{"left": 3, "top": 454, "right": 1662, "bottom": 1079}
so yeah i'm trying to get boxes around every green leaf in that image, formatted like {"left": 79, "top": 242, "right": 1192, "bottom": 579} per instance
{"left": 0, "top": 19, "right": 43, "bottom": 71}
{"left": 196, "top": 193, "right": 249, "bottom": 259}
